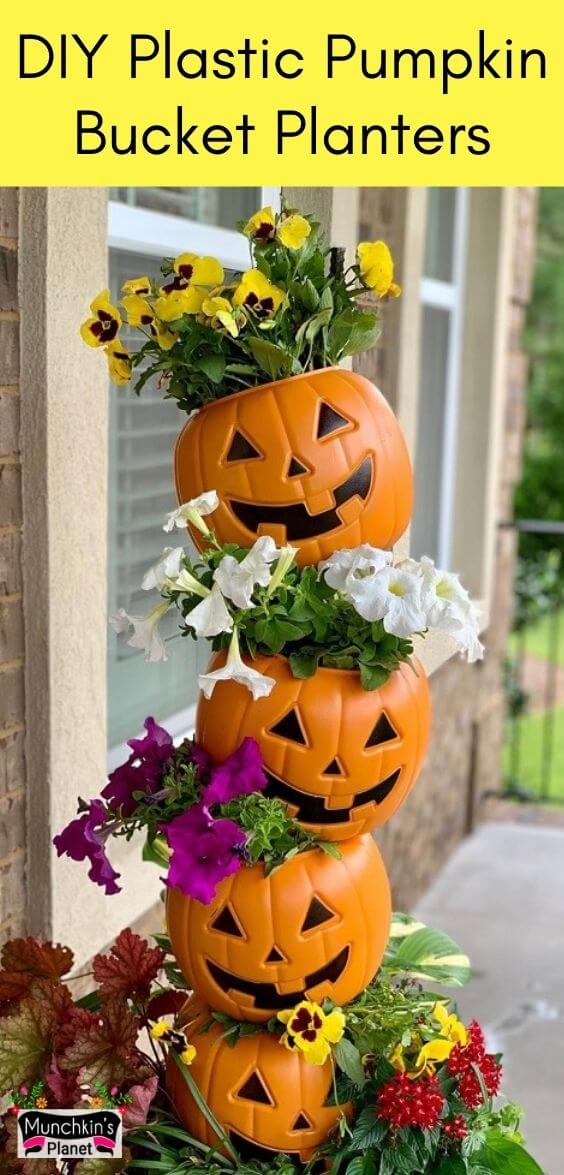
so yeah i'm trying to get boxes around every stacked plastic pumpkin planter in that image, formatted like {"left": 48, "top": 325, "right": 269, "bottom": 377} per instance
{"left": 165, "top": 366, "right": 431, "bottom": 1164}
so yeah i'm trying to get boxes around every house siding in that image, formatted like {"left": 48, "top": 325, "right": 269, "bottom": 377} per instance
{"left": 0, "top": 187, "right": 27, "bottom": 943}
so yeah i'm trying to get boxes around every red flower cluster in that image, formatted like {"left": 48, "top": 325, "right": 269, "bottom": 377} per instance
{"left": 376, "top": 1072, "right": 445, "bottom": 1130}
{"left": 443, "top": 1114, "right": 468, "bottom": 1140}
{"left": 447, "top": 1020, "right": 502, "bottom": 1108}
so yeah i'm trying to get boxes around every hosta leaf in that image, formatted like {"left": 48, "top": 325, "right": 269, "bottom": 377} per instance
{"left": 474, "top": 1134, "right": 543, "bottom": 1174}
{"left": 0, "top": 999, "right": 54, "bottom": 1088}
{"left": 383, "top": 918, "right": 471, "bottom": 987}
{"left": 93, "top": 929, "right": 164, "bottom": 1002}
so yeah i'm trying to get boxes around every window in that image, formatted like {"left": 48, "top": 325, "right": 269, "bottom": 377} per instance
{"left": 107, "top": 187, "right": 279, "bottom": 754}
{"left": 410, "top": 189, "right": 469, "bottom": 567}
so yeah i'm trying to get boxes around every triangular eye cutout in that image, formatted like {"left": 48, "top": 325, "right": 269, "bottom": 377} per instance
{"left": 292, "top": 1112, "right": 312, "bottom": 1131}
{"left": 316, "top": 402, "right": 349, "bottom": 439}
{"left": 210, "top": 905, "right": 244, "bottom": 937}
{"left": 237, "top": 1071, "right": 274, "bottom": 1106}
{"left": 288, "top": 456, "right": 308, "bottom": 478}
{"left": 302, "top": 897, "right": 335, "bottom": 932}
{"left": 323, "top": 758, "right": 343, "bottom": 776}
{"left": 226, "top": 430, "right": 261, "bottom": 462}
{"left": 365, "top": 712, "right": 399, "bottom": 748}
{"left": 268, "top": 708, "right": 307, "bottom": 745}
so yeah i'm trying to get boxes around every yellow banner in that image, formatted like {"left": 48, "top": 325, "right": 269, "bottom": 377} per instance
{"left": 1, "top": 0, "right": 563, "bottom": 184}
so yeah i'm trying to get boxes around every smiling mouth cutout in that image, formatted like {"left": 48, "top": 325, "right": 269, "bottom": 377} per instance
{"left": 229, "top": 1131, "right": 301, "bottom": 1163}
{"left": 229, "top": 456, "right": 373, "bottom": 541}
{"left": 206, "top": 945, "right": 350, "bottom": 1011}
{"left": 264, "top": 768, "right": 401, "bottom": 825}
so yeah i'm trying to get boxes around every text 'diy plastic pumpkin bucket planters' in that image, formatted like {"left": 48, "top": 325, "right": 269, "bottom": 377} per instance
{"left": 166, "top": 998, "right": 351, "bottom": 1163}
{"left": 166, "top": 835, "right": 391, "bottom": 1023}
{"left": 196, "top": 654, "right": 431, "bottom": 842}
{"left": 174, "top": 367, "right": 413, "bottom": 566}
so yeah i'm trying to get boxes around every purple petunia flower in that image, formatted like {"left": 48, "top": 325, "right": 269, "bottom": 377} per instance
{"left": 165, "top": 803, "right": 247, "bottom": 904}
{"left": 102, "top": 716, "right": 174, "bottom": 815}
{"left": 53, "top": 799, "right": 121, "bottom": 895}
{"left": 204, "top": 737, "right": 266, "bottom": 807}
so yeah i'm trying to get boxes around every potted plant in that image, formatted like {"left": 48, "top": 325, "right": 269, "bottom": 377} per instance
{"left": 110, "top": 497, "right": 483, "bottom": 838}
{"left": 80, "top": 205, "right": 412, "bottom": 563}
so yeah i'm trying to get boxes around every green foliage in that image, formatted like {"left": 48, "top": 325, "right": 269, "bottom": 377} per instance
{"left": 171, "top": 545, "right": 417, "bottom": 689}
{"left": 126, "top": 206, "right": 385, "bottom": 414}
{"left": 382, "top": 917, "right": 472, "bottom": 987}
{"left": 515, "top": 189, "right": 564, "bottom": 566}
{"left": 222, "top": 791, "right": 341, "bottom": 871}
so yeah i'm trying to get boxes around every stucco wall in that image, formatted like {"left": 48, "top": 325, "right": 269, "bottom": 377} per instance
{"left": 0, "top": 188, "right": 27, "bottom": 943}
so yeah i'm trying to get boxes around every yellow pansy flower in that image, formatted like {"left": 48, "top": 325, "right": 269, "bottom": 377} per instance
{"left": 389, "top": 1042, "right": 407, "bottom": 1072}
{"left": 104, "top": 339, "right": 132, "bottom": 387}
{"left": 122, "top": 276, "right": 151, "bottom": 297}
{"left": 89, "top": 1096, "right": 105, "bottom": 1110}
{"left": 154, "top": 287, "right": 206, "bottom": 323}
{"left": 414, "top": 1037, "right": 456, "bottom": 1076}
{"left": 233, "top": 269, "right": 285, "bottom": 319}
{"left": 180, "top": 1044, "right": 197, "bottom": 1066}
{"left": 433, "top": 1001, "right": 468, "bottom": 1047}
{"left": 279, "top": 1000, "right": 345, "bottom": 1066}
{"left": 150, "top": 1019, "right": 171, "bottom": 1040}
{"left": 244, "top": 206, "right": 276, "bottom": 242}
{"left": 201, "top": 295, "right": 240, "bottom": 338}
{"left": 80, "top": 290, "right": 121, "bottom": 348}
{"left": 122, "top": 295, "right": 177, "bottom": 351}
{"left": 357, "top": 241, "right": 401, "bottom": 298}
{"left": 161, "top": 253, "right": 224, "bottom": 297}
{"left": 278, "top": 213, "right": 311, "bottom": 250}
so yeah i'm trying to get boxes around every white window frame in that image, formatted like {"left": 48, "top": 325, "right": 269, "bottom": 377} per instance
{"left": 106, "top": 186, "right": 281, "bottom": 768}
{"left": 419, "top": 188, "right": 469, "bottom": 569}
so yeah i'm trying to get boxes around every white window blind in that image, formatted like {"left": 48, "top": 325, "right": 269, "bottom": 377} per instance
{"left": 411, "top": 188, "right": 469, "bottom": 567}
{"left": 107, "top": 188, "right": 274, "bottom": 754}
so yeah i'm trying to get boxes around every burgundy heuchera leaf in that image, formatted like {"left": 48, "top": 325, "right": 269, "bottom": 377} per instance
{"left": 92, "top": 929, "right": 165, "bottom": 1002}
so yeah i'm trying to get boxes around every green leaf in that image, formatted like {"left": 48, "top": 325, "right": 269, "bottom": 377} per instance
{"left": 434, "top": 1159, "right": 468, "bottom": 1175}
{"left": 384, "top": 923, "right": 471, "bottom": 987}
{"left": 247, "top": 337, "right": 293, "bottom": 380}
{"left": 0, "top": 999, "right": 53, "bottom": 1087}
{"left": 359, "top": 661, "right": 391, "bottom": 691}
{"left": 333, "top": 1037, "right": 366, "bottom": 1087}
{"left": 197, "top": 353, "right": 226, "bottom": 383}
{"left": 474, "top": 1134, "right": 543, "bottom": 1175}
{"left": 288, "top": 649, "right": 320, "bottom": 679}
{"left": 171, "top": 1050, "right": 239, "bottom": 1162}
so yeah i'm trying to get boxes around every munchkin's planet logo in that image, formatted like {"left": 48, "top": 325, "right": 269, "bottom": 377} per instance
{"left": 17, "top": 1108, "right": 122, "bottom": 1160}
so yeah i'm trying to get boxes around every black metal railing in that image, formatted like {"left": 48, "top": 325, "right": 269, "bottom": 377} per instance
{"left": 502, "top": 519, "right": 564, "bottom": 804}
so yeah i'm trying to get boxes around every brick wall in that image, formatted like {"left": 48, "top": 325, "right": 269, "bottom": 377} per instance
{"left": 0, "top": 188, "right": 26, "bottom": 944}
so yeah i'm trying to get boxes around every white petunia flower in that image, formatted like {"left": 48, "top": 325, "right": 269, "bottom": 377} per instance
{"left": 405, "top": 557, "right": 485, "bottom": 662}
{"left": 199, "top": 629, "right": 276, "bottom": 700}
{"left": 265, "top": 545, "right": 298, "bottom": 598}
{"left": 142, "top": 547, "right": 184, "bottom": 591}
{"left": 185, "top": 582, "right": 234, "bottom": 638}
{"left": 163, "top": 490, "right": 219, "bottom": 535}
{"left": 109, "top": 601, "right": 172, "bottom": 662}
{"left": 214, "top": 535, "right": 280, "bottom": 609}
{"left": 320, "top": 544, "right": 392, "bottom": 593}
{"left": 168, "top": 567, "right": 211, "bottom": 599}
{"left": 351, "top": 566, "right": 427, "bottom": 637}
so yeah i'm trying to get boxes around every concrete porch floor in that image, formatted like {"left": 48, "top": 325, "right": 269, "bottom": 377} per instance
{"left": 415, "top": 822, "right": 564, "bottom": 1175}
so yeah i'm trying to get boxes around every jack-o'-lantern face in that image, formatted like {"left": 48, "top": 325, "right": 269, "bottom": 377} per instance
{"left": 175, "top": 367, "right": 413, "bottom": 565}
{"left": 166, "top": 837, "right": 390, "bottom": 1023}
{"left": 167, "top": 999, "right": 350, "bottom": 1162}
{"left": 196, "top": 654, "right": 431, "bottom": 842}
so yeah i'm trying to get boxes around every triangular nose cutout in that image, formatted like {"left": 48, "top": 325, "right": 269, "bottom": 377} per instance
{"left": 292, "top": 1112, "right": 313, "bottom": 1131}
{"left": 323, "top": 758, "right": 343, "bottom": 776}
{"left": 288, "top": 456, "right": 308, "bottom": 478}
{"left": 265, "top": 945, "right": 285, "bottom": 964}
